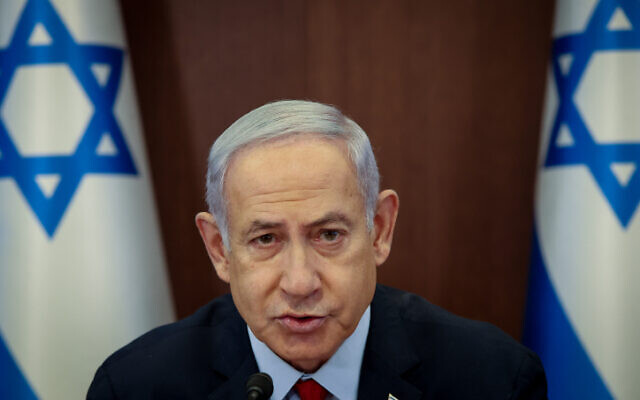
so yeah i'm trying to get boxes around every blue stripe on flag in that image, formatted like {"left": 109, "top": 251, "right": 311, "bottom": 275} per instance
{"left": 0, "top": 332, "right": 38, "bottom": 399}
{"left": 523, "top": 230, "right": 612, "bottom": 400}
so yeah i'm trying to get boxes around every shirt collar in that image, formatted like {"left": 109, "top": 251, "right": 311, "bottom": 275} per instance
{"left": 248, "top": 306, "right": 371, "bottom": 400}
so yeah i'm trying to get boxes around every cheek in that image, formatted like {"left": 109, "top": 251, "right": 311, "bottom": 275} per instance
{"left": 228, "top": 257, "right": 281, "bottom": 315}
{"left": 337, "top": 239, "right": 377, "bottom": 281}
{"left": 229, "top": 275, "right": 273, "bottom": 336}
{"left": 324, "top": 243, "right": 377, "bottom": 316}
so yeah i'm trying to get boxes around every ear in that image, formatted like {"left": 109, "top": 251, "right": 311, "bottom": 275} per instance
{"left": 195, "top": 212, "right": 231, "bottom": 283}
{"left": 372, "top": 189, "right": 399, "bottom": 266}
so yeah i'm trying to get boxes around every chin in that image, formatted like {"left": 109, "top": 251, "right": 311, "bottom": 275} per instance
{"left": 278, "top": 340, "right": 339, "bottom": 372}
{"left": 291, "top": 358, "right": 326, "bottom": 373}
{"left": 286, "top": 349, "right": 331, "bottom": 373}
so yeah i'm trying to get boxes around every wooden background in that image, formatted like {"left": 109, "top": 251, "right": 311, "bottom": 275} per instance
{"left": 119, "top": 0, "right": 555, "bottom": 339}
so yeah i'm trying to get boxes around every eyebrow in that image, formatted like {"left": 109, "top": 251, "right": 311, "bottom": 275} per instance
{"left": 243, "top": 220, "right": 284, "bottom": 238}
{"left": 243, "top": 212, "right": 354, "bottom": 238}
{"left": 304, "top": 212, "right": 354, "bottom": 230}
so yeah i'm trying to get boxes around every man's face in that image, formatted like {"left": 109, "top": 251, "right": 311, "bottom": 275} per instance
{"left": 217, "top": 137, "right": 378, "bottom": 372}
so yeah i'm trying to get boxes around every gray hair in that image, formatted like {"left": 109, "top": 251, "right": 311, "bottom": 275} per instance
{"left": 205, "top": 100, "right": 380, "bottom": 249}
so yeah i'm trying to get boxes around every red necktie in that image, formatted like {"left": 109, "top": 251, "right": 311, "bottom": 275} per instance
{"left": 294, "top": 379, "right": 328, "bottom": 400}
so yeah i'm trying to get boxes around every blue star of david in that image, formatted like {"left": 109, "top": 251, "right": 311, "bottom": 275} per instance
{"left": 545, "top": 0, "right": 640, "bottom": 227}
{"left": 0, "top": 0, "right": 137, "bottom": 238}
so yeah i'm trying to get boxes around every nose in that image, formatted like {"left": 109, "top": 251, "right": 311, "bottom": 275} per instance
{"left": 279, "top": 239, "right": 321, "bottom": 300}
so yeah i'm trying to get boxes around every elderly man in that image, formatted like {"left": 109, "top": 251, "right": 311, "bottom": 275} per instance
{"left": 88, "top": 100, "right": 547, "bottom": 399}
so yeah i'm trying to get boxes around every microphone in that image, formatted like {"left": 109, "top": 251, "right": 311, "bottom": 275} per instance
{"left": 246, "top": 372, "right": 273, "bottom": 400}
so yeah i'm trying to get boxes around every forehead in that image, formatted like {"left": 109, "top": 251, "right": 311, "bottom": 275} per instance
{"left": 224, "top": 136, "right": 362, "bottom": 222}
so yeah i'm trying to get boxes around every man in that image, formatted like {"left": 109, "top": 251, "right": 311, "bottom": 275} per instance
{"left": 88, "top": 100, "right": 547, "bottom": 399}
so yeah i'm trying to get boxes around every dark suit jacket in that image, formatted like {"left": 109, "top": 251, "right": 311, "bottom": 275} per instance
{"left": 87, "top": 285, "right": 547, "bottom": 399}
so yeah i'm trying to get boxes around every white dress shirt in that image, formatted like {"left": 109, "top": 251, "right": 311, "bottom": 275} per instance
{"left": 248, "top": 306, "right": 371, "bottom": 400}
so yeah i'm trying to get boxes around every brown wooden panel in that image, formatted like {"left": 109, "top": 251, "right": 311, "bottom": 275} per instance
{"left": 120, "top": 0, "right": 554, "bottom": 339}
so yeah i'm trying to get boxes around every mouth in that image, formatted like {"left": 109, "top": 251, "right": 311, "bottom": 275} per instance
{"left": 277, "top": 315, "right": 327, "bottom": 333}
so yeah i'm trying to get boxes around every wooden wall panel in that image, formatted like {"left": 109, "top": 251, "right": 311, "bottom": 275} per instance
{"left": 120, "top": 0, "right": 554, "bottom": 339}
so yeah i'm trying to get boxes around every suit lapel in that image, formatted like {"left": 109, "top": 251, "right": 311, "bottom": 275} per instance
{"left": 358, "top": 359, "right": 422, "bottom": 400}
{"left": 207, "top": 355, "right": 259, "bottom": 400}
{"left": 358, "top": 286, "right": 423, "bottom": 400}
{"left": 205, "top": 300, "right": 259, "bottom": 400}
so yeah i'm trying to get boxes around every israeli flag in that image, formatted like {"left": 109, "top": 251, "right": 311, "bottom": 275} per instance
{"left": 523, "top": 0, "right": 640, "bottom": 399}
{"left": 0, "top": 0, "right": 174, "bottom": 398}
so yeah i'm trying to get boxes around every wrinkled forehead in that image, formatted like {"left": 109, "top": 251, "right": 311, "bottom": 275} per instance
{"left": 225, "top": 133, "right": 356, "bottom": 189}
{"left": 233, "top": 132, "right": 351, "bottom": 164}
{"left": 223, "top": 135, "right": 362, "bottom": 217}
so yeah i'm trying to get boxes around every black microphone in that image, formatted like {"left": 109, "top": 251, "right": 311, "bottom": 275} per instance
{"left": 246, "top": 372, "right": 273, "bottom": 400}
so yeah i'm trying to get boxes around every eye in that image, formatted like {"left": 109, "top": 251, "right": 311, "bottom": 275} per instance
{"left": 319, "top": 229, "right": 341, "bottom": 242}
{"left": 255, "top": 233, "right": 275, "bottom": 246}
{"left": 250, "top": 233, "right": 278, "bottom": 248}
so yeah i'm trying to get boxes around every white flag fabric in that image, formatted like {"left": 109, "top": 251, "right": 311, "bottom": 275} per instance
{"left": 524, "top": 0, "right": 640, "bottom": 399}
{"left": 0, "top": 0, "right": 175, "bottom": 398}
